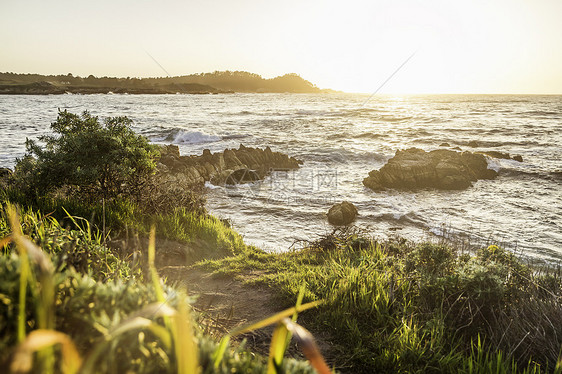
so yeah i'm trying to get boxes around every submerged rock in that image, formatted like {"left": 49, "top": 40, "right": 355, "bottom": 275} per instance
{"left": 363, "top": 147, "right": 498, "bottom": 191}
{"left": 327, "top": 201, "right": 358, "bottom": 226}
{"left": 476, "top": 150, "right": 523, "bottom": 162}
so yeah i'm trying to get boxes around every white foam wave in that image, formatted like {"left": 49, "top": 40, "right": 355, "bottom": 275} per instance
{"left": 205, "top": 181, "right": 222, "bottom": 190}
{"left": 172, "top": 131, "right": 221, "bottom": 145}
{"left": 486, "top": 158, "right": 502, "bottom": 172}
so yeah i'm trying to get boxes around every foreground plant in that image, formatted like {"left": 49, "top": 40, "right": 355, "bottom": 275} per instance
{"left": 2, "top": 207, "right": 323, "bottom": 373}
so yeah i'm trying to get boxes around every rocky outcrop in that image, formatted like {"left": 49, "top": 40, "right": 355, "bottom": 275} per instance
{"left": 327, "top": 201, "right": 358, "bottom": 226}
{"left": 156, "top": 144, "right": 302, "bottom": 186}
{"left": 363, "top": 148, "right": 498, "bottom": 191}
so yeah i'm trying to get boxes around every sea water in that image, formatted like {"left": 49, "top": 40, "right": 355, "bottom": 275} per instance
{"left": 1, "top": 93, "right": 560, "bottom": 259}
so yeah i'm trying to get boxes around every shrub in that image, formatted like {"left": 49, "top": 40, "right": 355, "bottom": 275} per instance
{"left": 15, "top": 110, "right": 159, "bottom": 202}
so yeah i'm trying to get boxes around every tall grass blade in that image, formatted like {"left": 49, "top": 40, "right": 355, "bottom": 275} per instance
{"left": 172, "top": 295, "right": 199, "bottom": 374}
{"left": 281, "top": 318, "right": 332, "bottom": 374}
{"left": 268, "top": 284, "right": 307, "bottom": 372}
{"left": 212, "top": 336, "right": 230, "bottom": 368}
{"left": 148, "top": 226, "right": 166, "bottom": 303}
{"left": 10, "top": 329, "right": 82, "bottom": 374}
{"left": 6, "top": 204, "right": 29, "bottom": 343}
{"left": 267, "top": 321, "right": 291, "bottom": 374}
{"left": 147, "top": 227, "right": 199, "bottom": 373}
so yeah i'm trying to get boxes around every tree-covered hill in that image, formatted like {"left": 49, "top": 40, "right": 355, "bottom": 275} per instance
{"left": 0, "top": 71, "right": 333, "bottom": 94}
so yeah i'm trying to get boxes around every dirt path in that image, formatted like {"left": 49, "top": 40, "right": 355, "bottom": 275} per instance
{"left": 111, "top": 235, "right": 336, "bottom": 363}
{"left": 160, "top": 265, "right": 338, "bottom": 367}
{"left": 160, "top": 265, "right": 301, "bottom": 356}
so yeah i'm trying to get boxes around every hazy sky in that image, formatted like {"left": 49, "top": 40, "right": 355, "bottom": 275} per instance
{"left": 1, "top": 0, "right": 561, "bottom": 94}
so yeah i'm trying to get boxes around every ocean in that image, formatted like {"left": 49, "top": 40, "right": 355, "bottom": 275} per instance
{"left": 1, "top": 93, "right": 560, "bottom": 260}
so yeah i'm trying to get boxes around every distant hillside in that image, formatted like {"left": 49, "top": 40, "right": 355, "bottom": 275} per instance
{"left": 0, "top": 71, "right": 333, "bottom": 94}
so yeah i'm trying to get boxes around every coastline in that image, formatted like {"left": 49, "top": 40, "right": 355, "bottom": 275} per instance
{"left": 0, "top": 104, "right": 560, "bottom": 371}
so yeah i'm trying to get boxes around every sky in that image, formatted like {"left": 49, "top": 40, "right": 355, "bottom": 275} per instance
{"left": 1, "top": 0, "right": 561, "bottom": 94}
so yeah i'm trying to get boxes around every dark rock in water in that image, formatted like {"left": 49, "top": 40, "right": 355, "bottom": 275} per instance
{"left": 363, "top": 147, "right": 497, "bottom": 191}
{"left": 452, "top": 146, "right": 462, "bottom": 151}
{"left": 156, "top": 144, "right": 301, "bottom": 187}
{"left": 476, "top": 150, "right": 523, "bottom": 162}
{"left": 327, "top": 201, "right": 358, "bottom": 226}
{"left": 439, "top": 142, "right": 450, "bottom": 147}
{"left": 467, "top": 140, "right": 480, "bottom": 148}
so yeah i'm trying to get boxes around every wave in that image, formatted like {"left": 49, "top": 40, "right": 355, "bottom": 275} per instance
{"left": 378, "top": 114, "right": 412, "bottom": 122}
{"left": 305, "top": 147, "right": 388, "bottom": 163}
{"left": 148, "top": 127, "right": 250, "bottom": 145}
{"left": 499, "top": 168, "right": 562, "bottom": 182}
{"left": 170, "top": 130, "right": 221, "bottom": 144}
{"left": 373, "top": 211, "right": 428, "bottom": 228}
{"left": 353, "top": 132, "right": 385, "bottom": 139}
{"left": 462, "top": 139, "right": 541, "bottom": 148}
{"left": 149, "top": 128, "right": 220, "bottom": 145}
{"left": 326, "top": 132, "right": 385, "bottom": 140}
{"left": 516, "top": 110, "right": 561, "bottom": 117}
{"left": 293, "top": 109, "right": 334, "bottom": 117}
{"left": 337, "top": 108, "right": 380, "bottom": 116}
{"left": 222, "top": 133, "right": 250, "bottom": 140}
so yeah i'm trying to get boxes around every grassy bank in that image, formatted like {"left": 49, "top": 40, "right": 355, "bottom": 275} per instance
{"left": 201, "top": 228, "right": 562, "bottom": 373}
{"left": 3, "top": 192, "right": 562, "bottom": 373}
{"left": 0, "top": 201, "right": 321, "bottom": 373}
{"left": 1, "top": 186, "right": 245, "bottom": 260}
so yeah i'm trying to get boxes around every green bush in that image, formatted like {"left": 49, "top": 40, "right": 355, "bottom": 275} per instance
{"left": 15, "top": 110, "right": 159, "bottom": 202}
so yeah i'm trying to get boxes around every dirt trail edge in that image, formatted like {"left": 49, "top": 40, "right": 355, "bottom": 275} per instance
{"left": 160, "top": 264, "right": 336, "bottom": 364}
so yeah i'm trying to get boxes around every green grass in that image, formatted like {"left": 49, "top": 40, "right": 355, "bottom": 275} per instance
{"left": 149, "top": 208, "right": 246, "bottom": 257}
{"left": 200, "top": 229, "right": 562, "bottom": 373}
{"left": 0, "top": 203, "right": 320, "bottom": 373}
{"left": 4, "top": 188, "right": 562, "bottom": 373}
{"left": 1, "top": 186, "right": 246, "bottom": 261}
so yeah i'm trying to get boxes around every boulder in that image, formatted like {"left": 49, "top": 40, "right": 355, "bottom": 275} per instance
{"left": 439, "top": 142, "right": 450, "bottom": 147}
{"left": 363, "top": 148, "right": 498, "bottom": 191}
{"left": 327, "top": 201, "right": 358, "bottom": 226}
